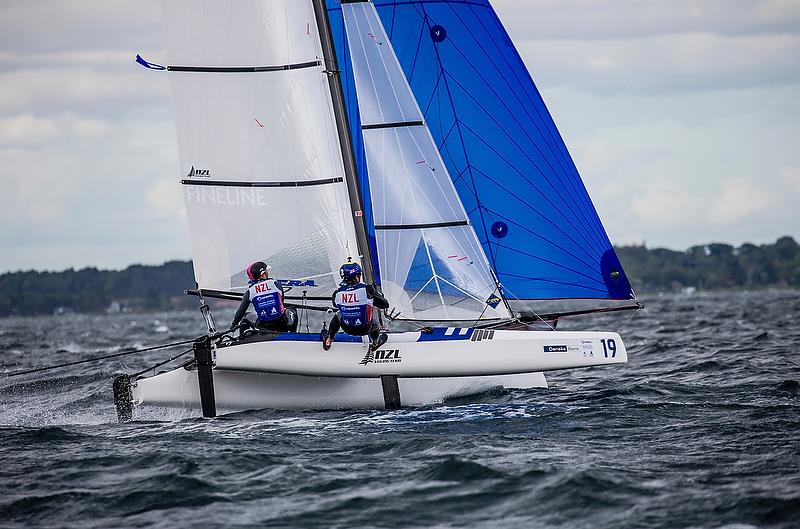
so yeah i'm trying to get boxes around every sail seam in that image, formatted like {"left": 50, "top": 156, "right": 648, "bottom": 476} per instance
{"left": 180, "top": 177, "right": 344, "bottom": 188}
{"left": 166, "top": 60, "right": 322, "bottom": 73}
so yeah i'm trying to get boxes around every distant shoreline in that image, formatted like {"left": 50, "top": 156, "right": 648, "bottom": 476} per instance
{"left": 1, "top": 237, "right": 797, "bottom": 317}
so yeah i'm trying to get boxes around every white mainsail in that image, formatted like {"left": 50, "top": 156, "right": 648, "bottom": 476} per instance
{"left": 342, "top": 1, "right": 509, "bottom": 321}
{"left": 162, "top": 0, "right": 358, "bottom": 293}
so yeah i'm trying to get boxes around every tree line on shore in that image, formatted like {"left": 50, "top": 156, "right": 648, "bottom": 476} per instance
{"left": 0, "top": 236, "right": 798, "bottom": 317}
{"left": 616, "top": 236, "right": 800, "bottom": 292}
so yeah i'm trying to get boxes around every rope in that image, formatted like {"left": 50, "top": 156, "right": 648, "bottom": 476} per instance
{"left": 615, "top": 303, "right": 644, "bottom": 334}
{"left": 4, "top": 337, "right": 201, "bottom": 378}
{"left": 129, "top": 347, "right": 194, "bottom": 378}
{"left": 498, "top": 285, "right": 557, "bottom": 331}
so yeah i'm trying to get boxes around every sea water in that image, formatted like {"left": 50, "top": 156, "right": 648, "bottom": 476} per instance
{"left": 0, "top": 290, "right": 798, "bottom": 528}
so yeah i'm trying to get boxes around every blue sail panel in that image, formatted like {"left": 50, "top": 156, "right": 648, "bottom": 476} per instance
{"left": 381, "top": 0, "right": 633, "bottom": 300}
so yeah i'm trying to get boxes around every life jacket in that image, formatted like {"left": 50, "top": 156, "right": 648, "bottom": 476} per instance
{"left": 248, "top": 279, "right": 285, "bottom": 322}
{"left": 334, "top": 283, "right": 373, "bottom": 328}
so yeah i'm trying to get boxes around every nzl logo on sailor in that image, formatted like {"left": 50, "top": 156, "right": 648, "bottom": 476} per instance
{"left": 253, "top": 282, "right": 272, "bottom": 294}
{"left": 186, "top": 165, "right": 211, "bottom": 178}
{"left": 359, "top": 349, "right": 402, "bottom": 366}
{"left": 341, "top": 292, "right": 360, "bottom": 303}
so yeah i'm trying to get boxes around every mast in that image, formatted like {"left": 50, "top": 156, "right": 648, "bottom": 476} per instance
{"left": 311, "top": 0, "right": 376, "bottom": 286}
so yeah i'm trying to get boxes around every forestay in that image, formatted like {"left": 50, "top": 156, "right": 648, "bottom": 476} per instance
{"left": 161, "top": 0, "right": 358, "bottom": 293}
{"left": 341, "top": 1, "right": 509, "bottom": 321}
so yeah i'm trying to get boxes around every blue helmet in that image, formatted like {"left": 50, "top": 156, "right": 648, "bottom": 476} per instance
{"left": 340, "top": 262, "right": 362, "bottom": 283}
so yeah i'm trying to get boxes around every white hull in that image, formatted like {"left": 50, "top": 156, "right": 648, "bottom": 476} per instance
{"left": 133, "top": 369, "right": 547, "bottom": 411}
{"left": 131, "top": 328, "right": 626, "bottom": 412}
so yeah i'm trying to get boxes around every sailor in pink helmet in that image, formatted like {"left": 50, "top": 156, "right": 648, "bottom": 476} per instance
{"left": 231, "top": 261, "right": 297, "bottom": 332}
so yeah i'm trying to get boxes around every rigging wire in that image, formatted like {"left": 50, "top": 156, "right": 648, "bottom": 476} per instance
{"left": 3, "top": 337, "right": 201, "bottom": 378}
{"left": 615, "top": 303, "right": 644, "bottom": 335}
{"left": 4, "top": 323, "right": 252, "bottom": 379}
{"left": 498, "top": 283, "right": 558, "bottom": 331}
{"left": 129, "top": 347, "right": 194, "bottom": 379}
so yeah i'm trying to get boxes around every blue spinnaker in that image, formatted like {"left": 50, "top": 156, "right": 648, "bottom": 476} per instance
{"left": 327, "top": 0, "right": 633, "bottom": 300}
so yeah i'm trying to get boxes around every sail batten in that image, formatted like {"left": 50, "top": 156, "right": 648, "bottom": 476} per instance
{"left": 375, "top": 220, "right": 469, "bottom": 231}
{"left": 180, "top": 177, "right": 344, "bottom": 188}
{"left": 362, "top": 120, "right": 424, "bottom": 130}
{"left": 165, "top": 60, "right": 323, "bottom": 73}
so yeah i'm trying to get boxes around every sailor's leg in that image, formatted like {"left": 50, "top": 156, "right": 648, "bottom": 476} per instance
{"left": 368, "top": 321, "right": 388, "bottom": 350}
{"left": 328, "top": 313, "right": 341, "bottom": 338}
{"left": 322, "top": 312, "right": 340, "bottom": 350}
{"left": 238, "top": 317, "right": 256, "bottom": 337}
{"left": 367, "top": 322, "right": 380, "bottom": 343}
{"left": 283, "top": 308, "right": 298, "bottom": 332}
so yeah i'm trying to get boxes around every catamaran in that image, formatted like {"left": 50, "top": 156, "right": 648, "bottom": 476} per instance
{"left": 119, "top": 0, "right": 640, "bottom": 418}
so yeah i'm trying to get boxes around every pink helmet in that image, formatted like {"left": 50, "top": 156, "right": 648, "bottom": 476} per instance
{"left": 246, "top": 261, "right": 268, "bottom": 281}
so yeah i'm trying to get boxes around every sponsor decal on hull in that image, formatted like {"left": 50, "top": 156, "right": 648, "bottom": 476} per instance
{"left": 359, "top": 349, "right": 402, "bottom": 366}
{"left": 543, "top": 344, "right": 581, "bottom": 353}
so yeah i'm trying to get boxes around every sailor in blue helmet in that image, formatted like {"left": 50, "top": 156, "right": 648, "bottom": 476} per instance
{"left": 231, "top": 261, "right": 297, "bottom": 333}
{"left": 321, "top": 260, "right": 389, "bottom": 351}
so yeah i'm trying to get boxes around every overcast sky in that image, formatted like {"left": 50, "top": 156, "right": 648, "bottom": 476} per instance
{"left": 1, "top": 0, "right": 798, "bottom": 273}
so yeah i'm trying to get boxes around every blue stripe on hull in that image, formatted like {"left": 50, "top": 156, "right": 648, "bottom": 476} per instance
{"left": 416, "top": 327, "right": 474, "bottom": 342}
{"left": 264, "top": 328, "right": 475, "bottom": 343}
{"left": 273, "top": 333, "right": 363, "bottom": 343}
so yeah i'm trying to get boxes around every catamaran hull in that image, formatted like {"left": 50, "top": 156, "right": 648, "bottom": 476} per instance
{"left": 130, "top": 329, "right": 626, "bottom": 412}
{"left": 133, "top": 369, "right": 548, "bottom": 411}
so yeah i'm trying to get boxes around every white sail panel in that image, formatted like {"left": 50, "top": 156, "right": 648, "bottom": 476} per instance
{"left": 184, "top": 185, "right": 355, "bottom": 292}
{"left": 163, "top": 0, "right": 318, "bottom": 67}
{"left": 170, "top": 67, "right": 341, "bottom": 183}
{"left": 342, "top": 1, "right": 509, "bottom": 321}
{"left": 162, "top": 0, "right": 358, "bottom": 292}
{"left": 363, "top": 127, "right": 464, "bottom": 226}
{"left": 338, "top": 3, "right": 421, "bottom": 126}
{"left": 377, "top": 226, "right": 508, "bottom": 321}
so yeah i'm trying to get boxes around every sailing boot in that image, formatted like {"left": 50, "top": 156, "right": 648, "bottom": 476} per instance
{"left": 320, "top": 329, "right": 332, "bottom": 351}
{"left": 370, "top": 332, "right": 388, "bottom": 352}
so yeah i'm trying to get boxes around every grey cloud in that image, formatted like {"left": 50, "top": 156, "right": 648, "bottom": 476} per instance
{"left": 0, "top": 0, "right": 162, "bottom": 55}
{"left": 516, "top": 32, "right": 800, "bottom": 95}
{"left": 495, "top": 0, "right": 800, "bottom": 41}
{"left": 0, "top": 67, "right": 169, "bottom": 117}
{"left": 0, "top": 108, "right": 188, "bottom": 272}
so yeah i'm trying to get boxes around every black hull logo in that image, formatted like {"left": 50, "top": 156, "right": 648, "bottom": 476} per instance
{"left": 359, "top": 349, "right": 401, "bottom": 366}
